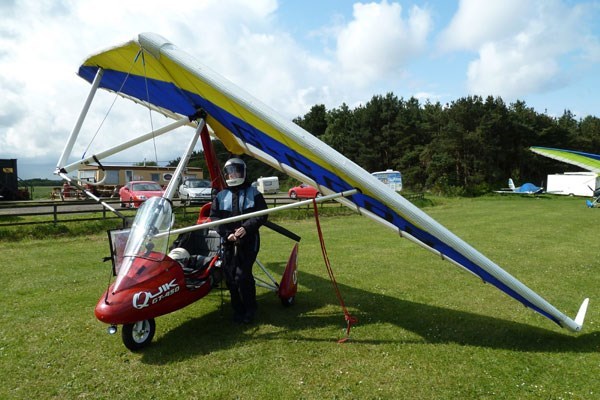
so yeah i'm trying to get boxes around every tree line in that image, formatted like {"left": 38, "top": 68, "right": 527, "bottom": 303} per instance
{"left": 173, "top": 93, "right": 600, "bottom": 195}
{"left": 293, "top": 94, "right": 600, "bottom": 195}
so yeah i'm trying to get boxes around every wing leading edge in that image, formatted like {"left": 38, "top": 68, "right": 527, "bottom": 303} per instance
{"left": 76, "top": 33, "right": 587, "bottom": 332}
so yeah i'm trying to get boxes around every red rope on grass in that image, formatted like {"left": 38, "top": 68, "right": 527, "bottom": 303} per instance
{"left": 312, "top": 198, "right": 357, "bottom": 343}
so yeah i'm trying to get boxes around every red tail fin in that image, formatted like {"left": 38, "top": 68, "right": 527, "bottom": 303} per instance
{"left": 278, "top": 243, "right": 298, "bottom": 302}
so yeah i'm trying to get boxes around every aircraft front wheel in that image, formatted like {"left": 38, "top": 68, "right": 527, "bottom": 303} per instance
{"left": 122, "top": 319, "right": 156, "bottom": 351}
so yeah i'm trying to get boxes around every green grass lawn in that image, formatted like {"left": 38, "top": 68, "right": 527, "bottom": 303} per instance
{"left": 31, "top": 186, "right": 59, "bottom": 200}
{"left": 1, "top": 195, "right": 598, "bottom": 399}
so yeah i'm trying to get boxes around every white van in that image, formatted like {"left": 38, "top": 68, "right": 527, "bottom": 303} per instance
{"left": 547, "top": 172, "right": 599, "bottom": 196}
{"left": 372, "top": 169, "right": 403, "bottom": 192}
{"left": 256, "top": 176, "right": 279, "bottom": 194}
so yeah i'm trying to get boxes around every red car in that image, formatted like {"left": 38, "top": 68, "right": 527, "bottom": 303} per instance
{"left": 288, "top": 184, "right": 320, "bottom": 199}
{"left": 119, "top": 181, "right": 164, "bottom": 208}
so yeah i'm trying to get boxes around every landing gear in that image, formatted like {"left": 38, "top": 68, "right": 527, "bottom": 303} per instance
{"left": 121, "top": 319, "right": 156, "bottom": 351}
{"left": 280, "top": 296, "right": 295, "bottom": 307}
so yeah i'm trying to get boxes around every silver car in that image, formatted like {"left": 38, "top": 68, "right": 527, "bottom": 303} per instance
{"left": 178, "top": 178, "right": 212, "bottom": 204}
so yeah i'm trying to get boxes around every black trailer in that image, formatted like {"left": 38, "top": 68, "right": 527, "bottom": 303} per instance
{"left": 0, "top": 159, "right": 30, "bottom": 200}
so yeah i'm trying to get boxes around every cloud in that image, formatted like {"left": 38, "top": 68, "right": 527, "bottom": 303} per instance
{"left": 438, "top": 0, "right": 531, "bottom": 52}
{"left": 466, "top": 42, "right": 564, "bottom": 99}
{"left": 0, "top": 0, "right": 297, "bottom": 168}
{"left": 335, "top": 1, "right": 432, "bottom": 85}
{"left": 1, "top": 0, "right": 433, "bottom": 171}
{"left": 439, "top": 0, "right": 600, "bottom": 100}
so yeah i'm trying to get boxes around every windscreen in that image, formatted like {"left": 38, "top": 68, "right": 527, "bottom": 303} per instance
{"left": 132, "top": 182, "right": 163, "bottom": 191}
{"left": 112, "top": 196, "right": 173, "bottom": 292}
{"left": 188, "top": 179, "right": 210, "bottom": 188}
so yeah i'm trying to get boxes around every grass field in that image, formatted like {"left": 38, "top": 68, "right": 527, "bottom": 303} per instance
{"left": 1, "top": 195, "right": 598, "bottom": 399}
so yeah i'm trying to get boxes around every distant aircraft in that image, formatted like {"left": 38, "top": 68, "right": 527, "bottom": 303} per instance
{"left": 495, "top": 178, "right": 544, "bottom": 194}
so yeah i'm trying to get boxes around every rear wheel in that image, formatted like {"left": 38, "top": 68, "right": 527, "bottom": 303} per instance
{"left": 281, "top": 296, "right": 295, "bottom": 307}
{"left": 289, "top": 191, "right": 297, "bottom": 199}
{"left": 122, "top": 319, "right": 156, "bottom": 351}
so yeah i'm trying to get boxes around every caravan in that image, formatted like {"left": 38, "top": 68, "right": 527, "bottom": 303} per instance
{"left": 256, "top": 176, "right": 279, "bottom": 194}
{"left": 372, "top": 169, "right": 403, "bottom": 192}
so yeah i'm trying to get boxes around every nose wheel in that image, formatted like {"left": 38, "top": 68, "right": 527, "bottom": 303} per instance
{"left": 121, "top": 319, "right": 156, "bottom": 351}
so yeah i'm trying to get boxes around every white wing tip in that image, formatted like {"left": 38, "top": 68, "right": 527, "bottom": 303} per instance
{"left": 573, "top": 298, "right": 590, "bottom": 330}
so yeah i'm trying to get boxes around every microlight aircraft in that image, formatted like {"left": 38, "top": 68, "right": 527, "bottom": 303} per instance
{"left": 55, "top": 33, "right": 589, "bottom": 350}
{"left": 494, "top": 178, "right": 544, "bottom": 195}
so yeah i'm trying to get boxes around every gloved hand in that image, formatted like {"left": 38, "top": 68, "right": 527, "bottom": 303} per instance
{"left": 227, "top": 226, "right": 246, "bottom": 241}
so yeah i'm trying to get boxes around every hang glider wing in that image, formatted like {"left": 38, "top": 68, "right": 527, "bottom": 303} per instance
{"left": 76, "top": 33, "right": 588, "bottom": 332}
{"left": 530, "top": 146, "right": 600, "bottom": 173}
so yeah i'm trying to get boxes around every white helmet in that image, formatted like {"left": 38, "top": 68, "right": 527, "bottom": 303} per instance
{"left": 223, "top": 158, "right": 246, "bottom": 187}
{"left": 168, "top": 247, "right": 190, "bottom": 265}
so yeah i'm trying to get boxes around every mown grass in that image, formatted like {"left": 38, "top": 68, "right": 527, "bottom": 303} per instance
{"left": 1, "top": 195, "right": 598, "bottom": 399}
{"left": 31, "top": 186, "right": 58, "bottom": 200}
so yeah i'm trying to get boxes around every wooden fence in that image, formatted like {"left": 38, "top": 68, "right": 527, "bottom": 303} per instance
{"left": 0, "top": 192, "right": 424, "bottom": 227}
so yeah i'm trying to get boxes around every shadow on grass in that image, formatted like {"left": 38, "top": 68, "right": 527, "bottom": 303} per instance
{"left": 141, "top": 265, "right": 599, "bottom": 363}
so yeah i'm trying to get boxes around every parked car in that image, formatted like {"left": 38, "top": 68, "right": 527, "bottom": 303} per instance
{"left": 178, "top": 178, "right": 212, "bottom": 204}
{"left": 288, "top": 184, "right": 320, "bottom": 199}
{"left": 119, "top": 181, "right": 164, "bottom": 208}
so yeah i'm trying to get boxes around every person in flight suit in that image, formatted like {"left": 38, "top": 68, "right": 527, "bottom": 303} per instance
{"left": 210, "top": 157, "right": 268, "bottom": 324}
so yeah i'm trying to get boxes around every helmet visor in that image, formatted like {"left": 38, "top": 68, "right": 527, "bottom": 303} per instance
{"left": 224, "top": 163, "right": 245, "bottom": 180}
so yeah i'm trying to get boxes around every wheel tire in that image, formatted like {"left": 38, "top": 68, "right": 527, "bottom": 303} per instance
{"left": 289, "top": 191, "right": 297, "bottom": 199}
{"left": 281, "top": 296, "right": 295, "bottom": 307}
{"left": 122, "top": 319, "right": 156, "bottom": 351}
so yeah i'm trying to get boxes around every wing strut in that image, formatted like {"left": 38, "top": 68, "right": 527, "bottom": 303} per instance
{"left": 56, "top": 67, "right": 104, "bottom": 172}
{"left": 155, "top": 189, "right": 359, "bottom": 238}
{"left": 162, "top": 115, "right": 206, "bottom": 201}
{"left": 57, "top": 115, "right": 194, "bottom": 175}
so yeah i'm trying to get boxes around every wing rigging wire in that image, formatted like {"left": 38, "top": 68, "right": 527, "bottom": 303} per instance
{"left": 140, "top": 50, "right": 160, "bottom": 167}
{"left": 81, "top": 49, "right": 145, "bottom": 160}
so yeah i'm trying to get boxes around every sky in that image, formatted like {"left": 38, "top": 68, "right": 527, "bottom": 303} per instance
{"left": 1, "top": 0, "right": 599, "bottom": 180}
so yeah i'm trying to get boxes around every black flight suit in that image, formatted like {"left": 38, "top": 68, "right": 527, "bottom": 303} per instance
{"left": 210, "top": 183, "right": 268, "bottom": 321}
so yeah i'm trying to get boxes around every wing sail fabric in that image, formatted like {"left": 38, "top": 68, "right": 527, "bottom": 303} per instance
{"left": 530, "top": 146, "right": 600, "bottom": 173}
{"left": 77, "top": 33, "right": 586, "bottom": 332}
